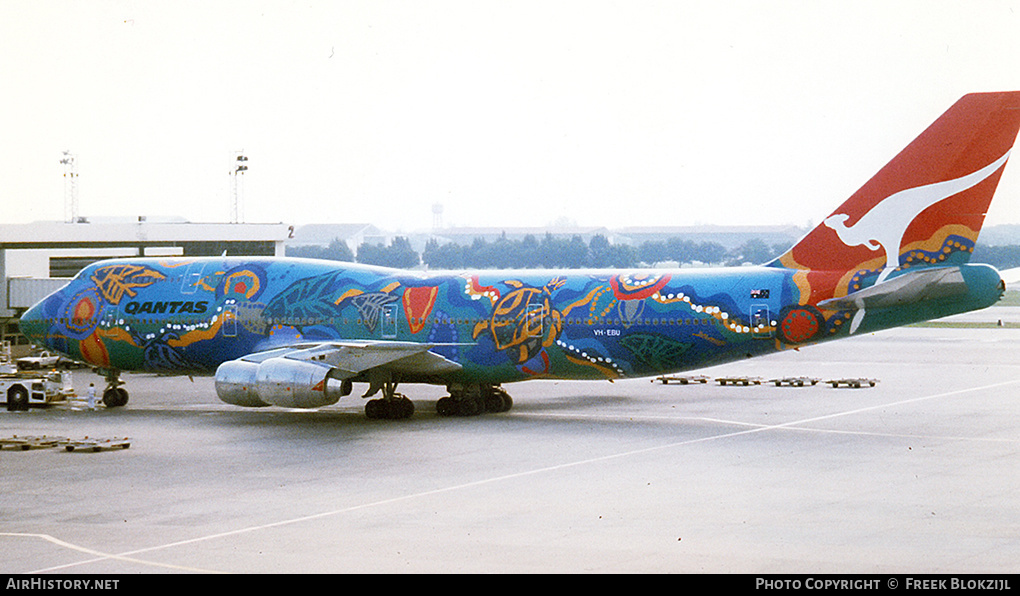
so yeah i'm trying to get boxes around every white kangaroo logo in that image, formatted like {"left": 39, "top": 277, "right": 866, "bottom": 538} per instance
{"left": 824, "top": 150, "right": 1011, "bottom": 284}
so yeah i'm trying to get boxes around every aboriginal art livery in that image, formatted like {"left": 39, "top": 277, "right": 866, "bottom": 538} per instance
{"left": 18, "top": 92, "right": 1020, "bottom": 418}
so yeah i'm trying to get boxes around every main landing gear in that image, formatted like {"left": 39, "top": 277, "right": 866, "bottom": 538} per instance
{"left": 361, "top": 376, "right": 514, "bottom": 420}
{"left": 99, "top": 369, "right": 129, "bottom": 408}
{"left": 362, "top": 370, "right": 414, "bottom": 420}
{"left": 436, "top": 384, "right": 513, "bottom": 417}
{"left": 364, "top": 378, "right": 415, "bottom": 420}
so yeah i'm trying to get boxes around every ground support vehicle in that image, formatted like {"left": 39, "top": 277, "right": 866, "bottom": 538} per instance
{"left": 654, "top": 375, "right": 711, "bottom": 385}
{"left": 769, "top": 377, "right": 822, "bottom": 387}
{"left": 0, "top": 435, "right": 69, "bottom": 450}
{"left": 716, "top": 376, "right": 763, "bottom": 386}
{"left": 16, "top": 350, "right": 62, "bottom": 370}
{"left": 1, "top": 370, "right": 74, "bottom": 411}
{"left": 825, "top": 378, "right": 878, "bottom": 388}
{"left": 58, "top": 437, "right": 131, "bottom": 452}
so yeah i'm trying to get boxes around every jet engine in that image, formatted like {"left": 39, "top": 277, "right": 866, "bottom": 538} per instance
{"left": 215, "top": 360, "right": 269, "bottom": 407}
{"left": 215, "top": 358, "right": 349, "bottom": 409}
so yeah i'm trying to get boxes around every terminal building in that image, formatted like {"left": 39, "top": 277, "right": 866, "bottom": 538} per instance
{"left": 1, "top": 218, "right": 290, "bottom": 353}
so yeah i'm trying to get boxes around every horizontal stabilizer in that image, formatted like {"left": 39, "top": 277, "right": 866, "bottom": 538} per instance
{"left": 999, "top": 267, "right": 1020, "bottom": 285}
{"left": 818, "top": 267, "right": 967, "bottom": 311}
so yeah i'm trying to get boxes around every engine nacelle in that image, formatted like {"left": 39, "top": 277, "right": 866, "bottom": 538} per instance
{"left": 216, "top": 358, "right": 348, "bottom": 409}
{"left": 215, "top": 360, "right": 270, "bottom": 407}
{"left": 254, "top": 357, "right": 345, "bottom": 409}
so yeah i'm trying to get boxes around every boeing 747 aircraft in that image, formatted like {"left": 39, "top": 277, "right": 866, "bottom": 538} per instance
{"left": 17, "top": 92, "right": 1020, "bottom": 418}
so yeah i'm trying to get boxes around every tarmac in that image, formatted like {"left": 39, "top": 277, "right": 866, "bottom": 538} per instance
{"left": 1, "top": 307, "right": 1018, "bottom": 574}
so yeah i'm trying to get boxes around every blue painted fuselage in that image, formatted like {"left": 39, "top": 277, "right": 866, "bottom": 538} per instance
{"left": 20, "top": 256, "right": 1001, "bottom": 385}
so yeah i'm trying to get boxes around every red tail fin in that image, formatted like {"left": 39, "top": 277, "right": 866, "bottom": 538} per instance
{"left": 772, "top": 92, "right": 1020, "bottom": 304}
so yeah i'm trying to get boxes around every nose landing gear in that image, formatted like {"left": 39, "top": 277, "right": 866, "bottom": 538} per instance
{"left": 99, "top": 369, "right": 129, "bottom": 408}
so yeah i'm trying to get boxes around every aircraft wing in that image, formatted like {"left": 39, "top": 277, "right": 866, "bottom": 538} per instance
{"left": 215, "top": 340, "right": 466, "bottom": 410}
{"left": 818, "top": 266, "right": 968, "bottom": 311}
{"left": 233, "top": 340, "right": 464, "bottom": 379}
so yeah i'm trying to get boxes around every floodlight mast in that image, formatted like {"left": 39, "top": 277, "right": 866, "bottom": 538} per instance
{"left": 231, "top": 151, "right": 248, "bottom": 223}
{"left": 60, "top": 151, "right": 78, "bottom": 223}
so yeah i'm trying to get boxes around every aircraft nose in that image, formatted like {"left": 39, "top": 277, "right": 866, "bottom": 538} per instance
{"left": 20, "top": 301, "right": 48, "bottom": 345}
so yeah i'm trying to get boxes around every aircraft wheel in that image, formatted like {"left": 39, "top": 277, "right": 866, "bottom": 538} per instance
{"left": 365, "top": 399, "right": 392, "bottom": 419}
{"left": 484, "top": 392, "right": 505, "bottom": 413}
{"left": 436, "top": 397, "right": 457, "bottom": 417}
{"left": 393, "top": 396, "right": 414, "bottom": 419}
{"left": 479, "top": 386, "right": 513, "bottom": 413}
{"left": 366, "top": 397, "right": 414, "bottom": 420}
{"left": 103, "top": 387, "right": 129, "bottom": 408}
{"left": 457, "top": 397, "right": 481, "bottom": 417}
{"left": 486, "top": 388, "right": 512, "bottom": 413}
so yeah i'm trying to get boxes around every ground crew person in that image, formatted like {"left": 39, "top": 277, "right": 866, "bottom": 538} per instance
{"left": 86, "top": 383, "right": 96, "bottom": 410}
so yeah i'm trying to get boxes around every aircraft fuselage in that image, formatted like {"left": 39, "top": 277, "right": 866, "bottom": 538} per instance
{"left": 20, "top": 256, "right": 1001, "bottom": 385}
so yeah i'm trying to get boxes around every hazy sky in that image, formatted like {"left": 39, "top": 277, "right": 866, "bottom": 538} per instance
{"left": 4, "top": 1, "right": 1020, "bottom": 232}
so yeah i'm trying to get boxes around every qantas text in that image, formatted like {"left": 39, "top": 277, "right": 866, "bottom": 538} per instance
{"left": 122, "top": 300, "right": 209, "bottom": 315}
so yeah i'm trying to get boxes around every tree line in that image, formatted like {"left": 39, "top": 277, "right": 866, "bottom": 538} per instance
{"left": 286, "top": 233, "right": 793, "bottom": 269}
{"left": 971, "top": 244, "right": 1020, "bottom": 271}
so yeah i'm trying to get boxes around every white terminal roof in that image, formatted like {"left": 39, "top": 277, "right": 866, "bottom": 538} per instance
{"left": 0, "top": 220, "right": 293, "bottom": 317}
{"left": 0, "top": 220, "right": 291, "bottom": 248}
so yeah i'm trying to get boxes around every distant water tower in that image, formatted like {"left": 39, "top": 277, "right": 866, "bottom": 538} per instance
{"left": 60, "top": 150, "right": 78, "bottom": 223}
{"left": 231, "top": 151, "right": 248, "bottom": 223}
{"left": 432, "top": 203, "right": 444, "bottom": 230}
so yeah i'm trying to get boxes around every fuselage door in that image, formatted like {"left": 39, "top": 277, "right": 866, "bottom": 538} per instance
{"left": 523, "top": 300, "right": 545, "bottom": 339}
{"left": 222, "top": 304, "right": 238, "bottom": 338}
{"left": 381, "top": 305, "right": 397, "bottom": 339}
{"left": 182, "top": 262, "right": 205, "bottom": 295}
{"left": 750, "top": 304, "right": 773, "bottom": 339}
{"left": 102, "top": 303, "right": 119, "bottom": 330}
